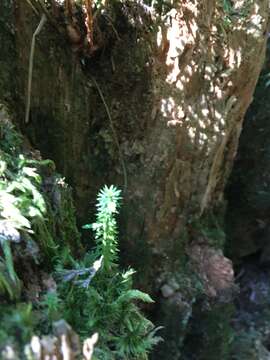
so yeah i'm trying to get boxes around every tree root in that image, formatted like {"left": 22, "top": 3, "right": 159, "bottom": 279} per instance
{"left": 25, "top": 14, "right": 47, "bottom": 124}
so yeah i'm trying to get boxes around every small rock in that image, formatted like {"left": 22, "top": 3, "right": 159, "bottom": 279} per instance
{"left": 161, "top": 284, "right": 175, "bottom": 298}
{"left": 168, "top": 278, "right": 180, "bottom": 291}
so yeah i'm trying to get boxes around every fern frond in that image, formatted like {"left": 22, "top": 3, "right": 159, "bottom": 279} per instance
{"left": 116, "top": 289, "right": 154, "bottom": 305}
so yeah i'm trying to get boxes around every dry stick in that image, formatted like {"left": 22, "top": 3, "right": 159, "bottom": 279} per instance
{"left": 90, "top": 76, "right": 128, "bottom": 191}
{"left": 25, "top": 0, "right": 39, "bottom": 16}
{"left": 25, "top": 14, "right": 47, "bottom": 124}
{"left": 24, "top": 0, "right": 59, "bottom": 30}
{"left": 36, "top": 1, "right": 56, "bottom": 25}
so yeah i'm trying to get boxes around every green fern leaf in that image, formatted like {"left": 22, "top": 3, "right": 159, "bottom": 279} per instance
{"left": 116, "top": 289, "right": 154, "bottom": 304}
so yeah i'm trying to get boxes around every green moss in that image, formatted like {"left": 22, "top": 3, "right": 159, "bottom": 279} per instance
{"left": 0, "top": 106, "right": 81, "bottom": 259}
{"left": 189, "top": 211, "right": 226, "bottom": 250}
{"left": 0, "top": 303, "right": 35, "bottom": 348}
{"left": 0, "top": 106, "right": 87, "bottom": 358}
{"left": 183, "top": 302, "right": 235, "bottom": 360}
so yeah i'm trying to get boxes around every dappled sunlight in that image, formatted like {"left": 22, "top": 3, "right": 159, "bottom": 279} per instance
{"left": 1, "top": 1, "right": 270, "bottom": 358}
{"left": 152, "top": 0, "right": 269, "bottom": 214}
{"left": 156, "top": 0, "right": 267, "bottom": 147}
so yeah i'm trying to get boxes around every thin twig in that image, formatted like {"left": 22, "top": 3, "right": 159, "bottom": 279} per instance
{"left": 90, "top": 76, "right": 128, "bottom": 191}
{"left": 24, "top": 0, "right": 59, "bottom": 30}
{"left": 103, "top": 14, "right": 121, "bottom": 41}
{"left": 25, "top": 0, "right": 39, "bottom": 16}
{"left": 25, "top": 14, "right": 47, "bottom": 124}
{"left": 36, "top": 0, "right": 56, "bottom": 25}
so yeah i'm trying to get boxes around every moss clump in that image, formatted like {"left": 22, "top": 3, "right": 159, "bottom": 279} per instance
{"left": 57, "top": 185, "right": 160, "bottom": 359}
{"left": 0, "top": 106, "right": 82, "bottom": 353}
{"left": 188, "top": 210, "right": 226, "bottom": 249}
{"left": 0, "top": 108, "right": 159, "bottom": 359}
{"left": 183, "top": 302, "right": 235, "bottom": 360}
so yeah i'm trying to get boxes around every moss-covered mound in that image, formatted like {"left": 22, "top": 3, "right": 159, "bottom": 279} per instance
{"left": 0, "top": 105, "right": 159, "bottom": 360}
{"left": 0, "top": 104, "right": 82, "bottom": 356}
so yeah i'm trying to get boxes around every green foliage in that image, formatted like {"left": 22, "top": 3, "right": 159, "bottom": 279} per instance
{"left": 221, "top": 0, "right": 233, "bottom": 14}
{"left": 59, "top": 185, "right": 161, "bottom": 359}
{"left": 0, "top": 118, "right": 56, "bottom": 299}
{"left": 0, "top": 122, "right": 46, "bottom": 238}
{"left": 0, "top": 113, "right": 83, "bottom": 354}
{"left": 0, "top": 154, "right": 47, "bottom": 232}
{"left": 0, "top": 303, "right": 35, "bottom": 347}
{"left": 190, "top": 212, "right": 226, "bottom": 249}
{"left": 0, "top": 117, "right": 158, "bottom": 358}
{"left": 40, "top": 291, "right": 63, "bottom": 325}
{"left": 0, "top": 115, "right": 81, "bottom": 301}
{"left": 218, "top": 0, "right": 252, "bottom": 28}
{"left": 0, "top": 240, "right": 21, "bottom": 299}
{"left": 85, "top": 185, "right": 121, "bottom": 271}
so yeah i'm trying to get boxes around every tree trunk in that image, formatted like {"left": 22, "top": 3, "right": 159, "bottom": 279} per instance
{"left": 1, "top": 1, "right": 269, "bottom": 358}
